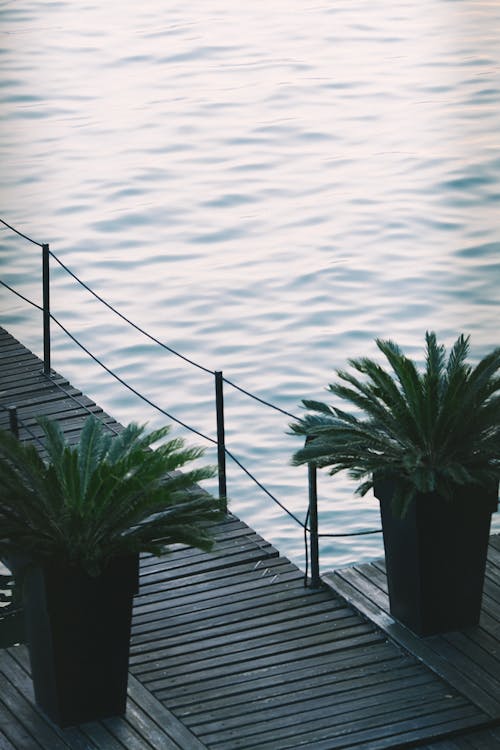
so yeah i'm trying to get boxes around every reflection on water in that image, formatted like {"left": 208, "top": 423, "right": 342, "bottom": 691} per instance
{"left": 1, "top": 1, "right": 499, "bottom": 569}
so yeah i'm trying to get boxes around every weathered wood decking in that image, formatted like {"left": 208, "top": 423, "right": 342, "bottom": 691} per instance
{"left": 323, "top": 538, "right": 500, "bottom": 718}
{"left": 1, "top": 325, "right": 500, "bottom": 749}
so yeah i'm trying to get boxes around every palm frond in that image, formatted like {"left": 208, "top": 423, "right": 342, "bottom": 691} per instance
{"left": 78, "top": 416, "right": 112, "bottom": 498}
{"left": 0, "top": 416, "right": 222, "bottom": 575}
{"left": 290, "top": 332, "right": 500, "bottom": 517}
{"left": 376, "top": 338, "right": 425, "bottom": 435}
{"left": 446, "top": 334, "right": 470, "bottom": 380}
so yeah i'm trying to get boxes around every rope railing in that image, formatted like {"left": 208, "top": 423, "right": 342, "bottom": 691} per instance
{"left": 221, "top": 376, "right": 299, "bottom": 420}
{"left": 50, "top": 311, "right": 218, "bottom": 445}
{"left": 46, "top": 377, "right": 123, "bottom": 437}
{"left": 0, "top": 218, "right": 45, "bottom": 248}
{"left": 224, "top": 446, "right": 307, "bottom": 530}
{"left": 49, "top": 249, "right": 302, "bottom": 419}
{"left": 0, "top": 279, "right": 43, "bottom": 312}
{"left": 0, "top": 404, "right": 48, "bottom": 452}
{"left": 1, "top": 218, "right": 299, "bottom": 418}
{"left": 0, "top": 218, "right": 382, "bottom": 585}
{"left": 49, "top": 251, "right": 215, "bottom": 376}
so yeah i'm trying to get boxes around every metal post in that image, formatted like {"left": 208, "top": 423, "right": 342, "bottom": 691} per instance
{"left": 42, "top": 243, "right": 51, "bottom": 375}
{"left": 215, "top": 371, "right": 227, "bottom": 507}
{"left": 8, "top": 407, "right": 19, "bottom": 439}
{"left": 308, "top": 462, "right": 321, "bottom": 588}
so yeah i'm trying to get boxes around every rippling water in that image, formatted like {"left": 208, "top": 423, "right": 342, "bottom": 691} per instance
{"left": 1, "top": 1, "right": 499, "bottom": 569}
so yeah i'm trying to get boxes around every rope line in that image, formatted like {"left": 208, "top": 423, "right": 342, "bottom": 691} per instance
{"left": 303, "top": 506, "right": 310, "bottom": 585}
{"left": 46, "top": 377, "right": 122, "bottom": 437}
{"left": 2, "top": 221, "right": 298, "bottom": 418}
{"left": 49, "top": 251, "right": 215, "bottom": 376}
{"left": 0, "top": 280, "right": 43, "bottom": 311}
{"left": 0, "top": 406, "right": 48, "bottom": 452}
{"left": 222, "top": 376, "right": 299, "bottom": 420}
{"left": 16, "top": 419, "right": 47, "bottom": 452}
{"left": 318, "top": 528, "right": 382, "bottom": 537}
{"left": 224, "top": 446, "right": 307, "bottom": 530}
{"left": 0, "top": 219, "right": 45, "bottom": 248}
{"left": 49, "top": 313, "right": 218, "bottom": 445}
{"left": 50, "top": 252, "right": 301, "bottom": 417}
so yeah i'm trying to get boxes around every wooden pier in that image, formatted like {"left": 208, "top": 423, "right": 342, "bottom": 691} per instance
{"left": 1, "top": 325, "right": 500, "bottom": 749}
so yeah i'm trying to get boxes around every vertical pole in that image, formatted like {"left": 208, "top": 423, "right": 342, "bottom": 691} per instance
{"left": 42, "top": 243, "right": 51, "bottom": 375}
{"left": 8, "top": 407, "right": 19, "bottom": 439}
{"left": 308, "top": 462, "right": 321, "bottom": 588}
{"left": 215, "top": 371, "right": 227, "bottom": 507}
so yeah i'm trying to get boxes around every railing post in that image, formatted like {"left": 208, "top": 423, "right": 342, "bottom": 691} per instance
{"left": 8, "top": 407, "right": 19, "bottom": 439}
{"left": 215, "top": 371, "right": 227, "bottom": 507}
{"left": 307, "top": 460, "right": 321, "bottom": 589}
{"left": 42, "top": 243, "right": 51, "bottom": 375}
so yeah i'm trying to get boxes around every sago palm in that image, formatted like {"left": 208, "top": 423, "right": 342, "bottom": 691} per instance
{"left": 0, "top": 416, "right": 224, "bottom": 575}
{"left": 290, "top": 332, "right": 500, "bottom": 516}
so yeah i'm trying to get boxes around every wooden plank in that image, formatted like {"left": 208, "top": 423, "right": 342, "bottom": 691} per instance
{"left": 386, "top": 724, "right": 500, "bottom": 750}
{"left": 4, "top": 647, "right": 119, "bottom": 749}
{"left": 169, "top": 652, "right": 417, "bottom": 716}
{"left": 2, "top": 398, "right": 103, "bottom": 423}
{"left": 0, "top": 389, "right": 94, "bottom": 415}
{"left": 136, "top": 562, "right": 298, "bottom": 613}
{"left": 323, "top": 541, "right": 500, "bottom": 720}
{"left": 130, "top": 610, "right": 372, "bottom": 667}
{"left": 142, "top": 627, "right": 385, "bottom": 694}
{"left": 136, "top": 559, "right": 300, "bottom": 606}
{"left": 139, "top": 533, "right": 279, "bottom": 578}
{"left": 0, "top": 728, "right": 19, "bottom": 750}
{"left": 0, "top": 355, "right": 41, "bottom": 374}
{"left": 188, "top": 667, "right": 438, "bottom": 729}
{"left": 156, "top": 641, "right": 406, "bottom": 705}
{"left": 442, "top": 629, "right": 500, "bottom": 680}
{"left": 78, "top": 721, "right": 143, "bottom": 750}
{"left": 132, "top": 599, "right": 354, "bottom": 652}
{"left": 211, "top": 699, "right": 485, "bottom": 750}
{"left": 280, "top": 715, "right": 488, "bottom": 750}
{"left": 135, "top": 620, "right": 380, "bottom": 682}
{"left": 133, "top": 594, "right": 353, "bottom": 643}
{"left": 0, "top": 700, "right": 45, "bottom": 750}
{"left": 4, "top": 646, "right": 208, "bottom": 750}
{"left": 133, "top": 572, "right": 328, "bottom": 623}
{"left": 139, "top": 551, "right": 293, "bottom": 587}
{"left": 132, "top": 570, "right": 307, "bottom": 625}
{"left": 14, "top": 413, "right": 119, "bottom": 441}
{"left": 132, "top": 579, "right": 322, "bottom": 638}
{"left": 197, "top": 679, "right": 456, "bottom": 745}
{"left": 0, "top": 650, "right": 77, "bottom": 750}
{"left": 0, "top": 374, "right": 70, "bottom": 400}
{"left": 127, "top": 676, "right": 207, "bottom": 750}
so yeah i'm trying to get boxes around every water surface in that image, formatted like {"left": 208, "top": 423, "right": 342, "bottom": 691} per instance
{"left": 1, "top": 1, "right": 499, "bottom": 569}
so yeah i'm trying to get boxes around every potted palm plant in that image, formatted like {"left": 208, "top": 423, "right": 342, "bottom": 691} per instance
{"left": 290, "top": 332, "right": 500, "bottom": 636}
{"left": 0, "top": 415, "right": 224, "bottom": 727}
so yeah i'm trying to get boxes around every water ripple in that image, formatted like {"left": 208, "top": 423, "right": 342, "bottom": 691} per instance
{"left": 1, "top": 0, "right": 499, "bottom": 569}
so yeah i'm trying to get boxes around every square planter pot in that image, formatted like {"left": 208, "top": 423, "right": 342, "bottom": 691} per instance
{"left": 374, "top": 478, "right": 498, "bottom": 637}
{"left": 22, "top": 553, "right": 139, "bottom": 727}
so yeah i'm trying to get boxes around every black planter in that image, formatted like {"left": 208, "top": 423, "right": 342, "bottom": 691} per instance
{"left": 374, "top": 478, "right": 498, "bottom": 637}
{"left": 22, "top": 553, "right": 139, "bottom": 727}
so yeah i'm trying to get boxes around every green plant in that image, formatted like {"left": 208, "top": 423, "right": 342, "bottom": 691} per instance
{"left": 290, "top": 332, "right": 500, "bottom": 516}
{"left": 0, "top": 416, "right": 224, "bottom": 575}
